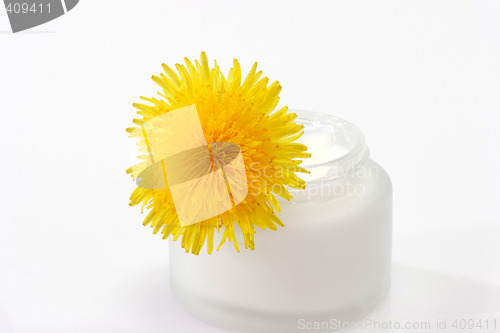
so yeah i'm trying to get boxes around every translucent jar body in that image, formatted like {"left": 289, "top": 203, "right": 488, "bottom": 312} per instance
{"left": 169, "top": 111, "right": 392, "bottom": 332}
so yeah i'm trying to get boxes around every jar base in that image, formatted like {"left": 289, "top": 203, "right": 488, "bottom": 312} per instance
{"left": 170, "top": 276, "right": 391, "bottom": 333}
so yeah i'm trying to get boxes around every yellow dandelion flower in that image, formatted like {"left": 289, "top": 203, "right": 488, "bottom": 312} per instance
{"left": 127, "top": 52, "right": 310, "bottom": 255}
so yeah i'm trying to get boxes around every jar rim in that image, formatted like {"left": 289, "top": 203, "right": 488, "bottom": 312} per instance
{"left": 290, "top": 110, "right": 370, "bottom": 190}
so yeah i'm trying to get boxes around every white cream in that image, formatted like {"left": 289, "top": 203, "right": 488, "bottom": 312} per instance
{"left": 169, "top": 111, "right": 392, "bottom": 332}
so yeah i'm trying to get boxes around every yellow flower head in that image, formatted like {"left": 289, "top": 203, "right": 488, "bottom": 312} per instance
{"left": 127, "top": 52, "right": 310, "bottom": 254}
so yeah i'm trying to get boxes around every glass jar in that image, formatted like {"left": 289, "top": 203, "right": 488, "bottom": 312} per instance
{"left": 169, "top": 110, "right": 392, "bottom": 332}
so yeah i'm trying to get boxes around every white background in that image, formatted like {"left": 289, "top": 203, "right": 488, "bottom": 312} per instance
{"left": 0, "top": 0, "right": 499, "bottom": 332}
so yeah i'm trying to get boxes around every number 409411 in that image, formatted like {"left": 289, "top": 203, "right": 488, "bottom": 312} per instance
{"left": 5, "top": 2, "right": 51, "bottom": 14}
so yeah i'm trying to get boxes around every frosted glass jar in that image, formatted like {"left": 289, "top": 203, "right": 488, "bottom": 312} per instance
{"left": 169, "top": 110, "right": 392, "bottom": 332}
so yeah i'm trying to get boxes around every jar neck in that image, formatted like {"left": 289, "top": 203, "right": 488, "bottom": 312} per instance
{"left": 288, "top": 110, "right": 370, "bottom": 202}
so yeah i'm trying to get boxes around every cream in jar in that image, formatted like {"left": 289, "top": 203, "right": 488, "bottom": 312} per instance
{"left": 169, "top": 110, "right": 392, "bottom": 332}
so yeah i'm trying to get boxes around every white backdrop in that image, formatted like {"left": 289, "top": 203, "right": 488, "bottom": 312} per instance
{"left": 1, "top": 1, "right": 499, "bottom": 332}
